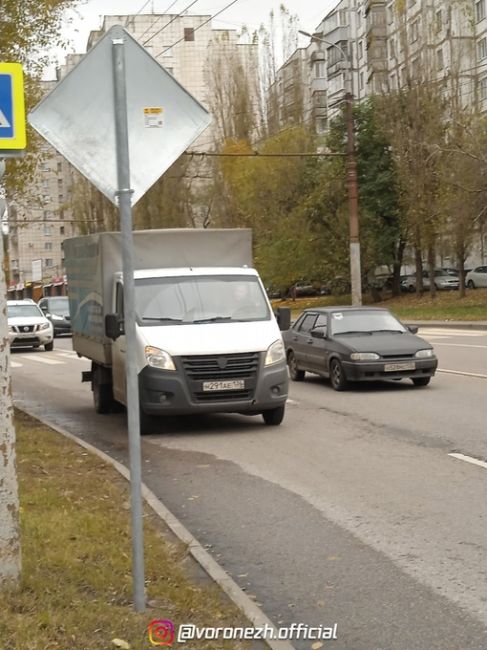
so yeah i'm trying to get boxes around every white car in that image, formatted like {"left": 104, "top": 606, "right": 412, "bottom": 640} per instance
{"left": 7, "top": 300, "right": 54, "bottom": 351}
{"left": 466, "top": 266, "right": 487, "bottom": 289}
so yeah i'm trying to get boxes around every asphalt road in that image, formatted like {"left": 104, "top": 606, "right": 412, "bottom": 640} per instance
{"left": 11, "top": 328, "right": 487, "bottom": 650}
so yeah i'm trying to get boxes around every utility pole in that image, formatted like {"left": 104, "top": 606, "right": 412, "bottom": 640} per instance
{"left": 299, "top": 30, "right": 362, "bottom": 306}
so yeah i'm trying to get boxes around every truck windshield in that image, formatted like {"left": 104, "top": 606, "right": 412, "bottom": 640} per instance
{"left": 135, "top": 275, "right": 270, "bottom": 324}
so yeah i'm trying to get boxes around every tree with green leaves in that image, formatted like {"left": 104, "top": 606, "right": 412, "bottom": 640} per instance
{"left": 1, "top": 0, "right": 77, "bottom": 590}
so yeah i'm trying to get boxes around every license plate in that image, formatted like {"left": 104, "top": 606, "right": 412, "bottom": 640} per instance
{"left": 202, "top": 380, "right": 245, "bottom": 391}
{"left": 384, "top": 362, "right": 415, "bottom": 372}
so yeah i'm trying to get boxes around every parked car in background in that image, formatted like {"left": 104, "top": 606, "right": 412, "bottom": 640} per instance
{"left": 290, "top": 280, "right": 318, "bottom": 297}
{"left": 7, "top": 300, "right": 54, "bottom": 351}
{"left": 466, "top": 266, "right": 487, "bottom": 288}
{"left": 282, "top": 306, "right": 437, "bottom": 390}
{"left": 401, "top": 269, "right": 459, "bottom": 292}
{"left": 38, "top": 296, "right": 72, "bottom": 336}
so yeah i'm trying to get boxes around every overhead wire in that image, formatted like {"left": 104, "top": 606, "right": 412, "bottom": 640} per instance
{"left": 154, "top": 0, "right": 242, "bottom": 57}
{"left": 142, "top": 0, "right": 201, "bottom": 47}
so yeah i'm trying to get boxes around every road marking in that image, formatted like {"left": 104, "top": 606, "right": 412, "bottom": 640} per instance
{"left": 287, "top": 398, "right": 299, "bottom": 405}
{"left": 438, "top": 368, "right": 487, "bottom": 379}
{"left": 420, "top": 328, "right": 487, "bottom": 336}
{"left": 431, "top": 343, "right": 487, "bottom": 349}
{"left": 55, "top": 351, "right": 85, "bottom": 361}
{"left": 18, "top": 355, "right": 64, "bottom": 365}
{"left": 448, "top": 453, "right": 487, "bottom": 471}
{"left": 10, "top": 361, "right": 22, "bottom": 368}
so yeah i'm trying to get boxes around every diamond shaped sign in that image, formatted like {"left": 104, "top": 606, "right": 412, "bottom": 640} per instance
{"left": 28, "top": 26, "right": 211, "bottom": 205}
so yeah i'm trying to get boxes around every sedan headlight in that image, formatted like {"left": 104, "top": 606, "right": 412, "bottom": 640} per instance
{"left": 39, "top": 322, "right": 50, "bottom": 330}
{"left": 265, "top": 339, "right": 285, "bottom": 366}
{"left": 350, "top": 352, "right": 380, "bottom": 361}
{"left": 145, "top": 346, "right": 176, "bottom": 371}
{"left": 415, "top": 349, "right": 434, "bottom": 358}
{"left": 51, "top": 314, "right": 64, "bottom": 321}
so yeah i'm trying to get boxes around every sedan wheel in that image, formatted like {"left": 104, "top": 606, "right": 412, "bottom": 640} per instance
{"left": 288, "top": 351, "right": 305, "bottom": 381}
{"left": 467, "top": 280, "right": 475, "bottom": 289}
{"left": 330, "top": 359, "right": 348, "bottom": 391}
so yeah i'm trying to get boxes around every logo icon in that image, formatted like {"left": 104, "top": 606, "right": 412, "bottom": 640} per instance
{"left": 148, "top": 619, "right": 175, "bottom": 646}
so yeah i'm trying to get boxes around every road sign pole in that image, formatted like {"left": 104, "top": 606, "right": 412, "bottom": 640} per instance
{"left": 111, "top": 27, "right": 145, "bottom": 613}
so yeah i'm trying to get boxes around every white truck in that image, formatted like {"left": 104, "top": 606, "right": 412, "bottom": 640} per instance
{"left": 63, "top": 229, "right": 289, "bottom": 433}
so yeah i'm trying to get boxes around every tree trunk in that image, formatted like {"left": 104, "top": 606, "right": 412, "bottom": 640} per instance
{"left": 415, "top": 243, "right": 423, "bottom": 293}
{"left": 392, "top": 238, "right": 406, "bottom": 296}
{"left": 428, "top": 245, "right": 437, "bottom": 300}
{"left": 0, "top": 237, "right": 21, "bottom": 588}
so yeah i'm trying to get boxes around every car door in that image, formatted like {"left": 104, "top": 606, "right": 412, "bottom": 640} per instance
{"left": 306, "top": 313, "right": 330, "bottom": 375}
{"left": 478, "top": 266, "right": 487, "bottom": 287}
{"left": 111, "top": 282, "right": 127, "bottom": 404}
{"left": 289, "top": 313, "right": 317, "bottom": 369}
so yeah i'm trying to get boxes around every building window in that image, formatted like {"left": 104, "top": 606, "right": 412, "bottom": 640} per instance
{"left": 476, "top": 0, "right": 486, "bottom": 22}
{"left": 358, "top": 41, "right": 363, "bottom": 59}
{"left": 316, "top": 117, "right": 327, "bottom": 133}
{"left": 436, "top": 48, "right": 444, "bottom": 70}
{"left": 184, "top": 27, "right": 194, "bottom": 42}
{"left": 57, "top": 162, "right": 62, "bottom": 173}
{"left": 410, "top": 19, "right": 419, "bottom": 43}
{"left": 45, "top": 242, "right": 52, "bottom": 251}
{"left": 480, "top": 76, "right": 487, "bottom": 100}
{"left": 44, "top": 224, "right": 52, "bottom": 236}
{"left": 44, "top": 258, "right": 53, "bottom": 268}
{"left": 478, "top": 37, "right": 487, "bottom": 60}
{"left": 60, "top": 226, "right": 65, "bottom": 235}
{"left": 435, "top": 9, "right": 442, "bottom": 32}
{"left": 315, "top": 61, "right": 326, "bottom": 78}
{"left": 359, "top": 72, "right": 364, "bottom": 90}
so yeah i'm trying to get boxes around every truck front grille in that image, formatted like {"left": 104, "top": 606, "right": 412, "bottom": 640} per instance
{"left": 181, "top": 352, "right": 260, "bottom": 402}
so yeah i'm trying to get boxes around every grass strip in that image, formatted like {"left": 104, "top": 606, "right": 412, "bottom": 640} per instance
{"left": 0, "top": 411, "right": 249, "bottom": 650}
{"left": 273, "top": 288, "right": 487, "bottom": 322}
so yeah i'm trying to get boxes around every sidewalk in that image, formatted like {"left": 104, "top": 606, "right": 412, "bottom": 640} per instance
{"left": 404, "top": 320, "right": 487, "bottom": 330}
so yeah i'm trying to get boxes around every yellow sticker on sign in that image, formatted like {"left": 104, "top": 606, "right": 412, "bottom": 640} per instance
{"left": 0, "top": 62, "right": 27, "bottom": 150}
{"left": 143, "top": 106, "right": 164, "bottom": 128}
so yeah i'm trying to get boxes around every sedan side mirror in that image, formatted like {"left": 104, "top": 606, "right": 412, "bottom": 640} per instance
{"left": 407, "top": 324, "right": 418, "bottom": 334}
{"left": 105, "top": 313, "right": 124, "bottom": 340}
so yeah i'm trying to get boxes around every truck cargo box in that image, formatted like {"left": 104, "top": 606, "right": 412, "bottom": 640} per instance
{"left": 63, "top": 228, "right": 252, "bottom": 365}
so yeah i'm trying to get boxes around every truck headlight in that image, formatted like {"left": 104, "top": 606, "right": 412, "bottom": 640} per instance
{"left": 39, "top": 322, "right": 50, "bottom": 330}
{"left": 415, "top": 349, "right": 434, "bottom": 358}
{"left": 145, "top": 346, "right": 176, "bottom": 371}
{"left": 351, "top": 352, "right": 380, "bottom": 361}
{"left": 265, "top": 339, "right": 285, "bottom": 366}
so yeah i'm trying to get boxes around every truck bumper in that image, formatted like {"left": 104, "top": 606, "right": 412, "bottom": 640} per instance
{"left": 139, "top": 357, "right": 288, "bottom": 416}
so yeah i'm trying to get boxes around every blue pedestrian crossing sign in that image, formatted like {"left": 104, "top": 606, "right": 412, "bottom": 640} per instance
{"left": 0, "top": 62, "right": 27, "bottom": 152}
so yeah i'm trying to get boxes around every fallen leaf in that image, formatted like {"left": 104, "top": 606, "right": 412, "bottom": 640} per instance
{"left": 311, "top": 643, "right": 323, "bottom": 650}
{"left": 112, "top": 640, "right": 130, "bottom": 649}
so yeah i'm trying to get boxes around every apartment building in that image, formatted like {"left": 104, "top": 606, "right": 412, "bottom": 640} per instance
{"left": 6, "top": 62, "right": 82, "bottom": 299}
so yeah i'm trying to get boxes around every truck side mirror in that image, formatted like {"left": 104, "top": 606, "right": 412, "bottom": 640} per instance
{"left": 276, "top": 307, "right": 291, "bottom": 331}
{"left": 105, "top": 313, "right": 124, "bottom": 340}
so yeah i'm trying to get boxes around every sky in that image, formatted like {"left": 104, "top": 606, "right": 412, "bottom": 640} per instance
{"left": 56, "top": 0, "right": 339, "bottom": 69}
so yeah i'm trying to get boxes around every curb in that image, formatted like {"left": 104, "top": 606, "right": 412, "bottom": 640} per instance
{"left": 18, "top": 408, "right": 294, "bottom": 650}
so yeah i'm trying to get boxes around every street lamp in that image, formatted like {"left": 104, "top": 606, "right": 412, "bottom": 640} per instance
{"left": 299, "top": 30, "right": 362, "bottom": 306}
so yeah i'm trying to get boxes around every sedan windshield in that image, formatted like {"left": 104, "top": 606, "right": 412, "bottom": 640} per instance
{"left": 331, "top": 310, "right": 406, "bottom": 336}
{"left": 8, "top": 304, "right": 44, "bottom": 318}
{"left": 135, "top": 275, "right": 270, "bottom": 324}
{"left": 47, "top": 298, "right": 70, "bottom": 315}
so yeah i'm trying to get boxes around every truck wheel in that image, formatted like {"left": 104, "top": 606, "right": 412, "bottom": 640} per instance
{"left": 262, "top": 405, "right": 285, "bottom": 426}
{"left": 139, "top": 408, "right": 155, "bottom": 435}
{"left": 44, "top": 341, "right": 54, "bottom": 352}
{"left": 93, "top": 365, "right": 114, "bottom": 414}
